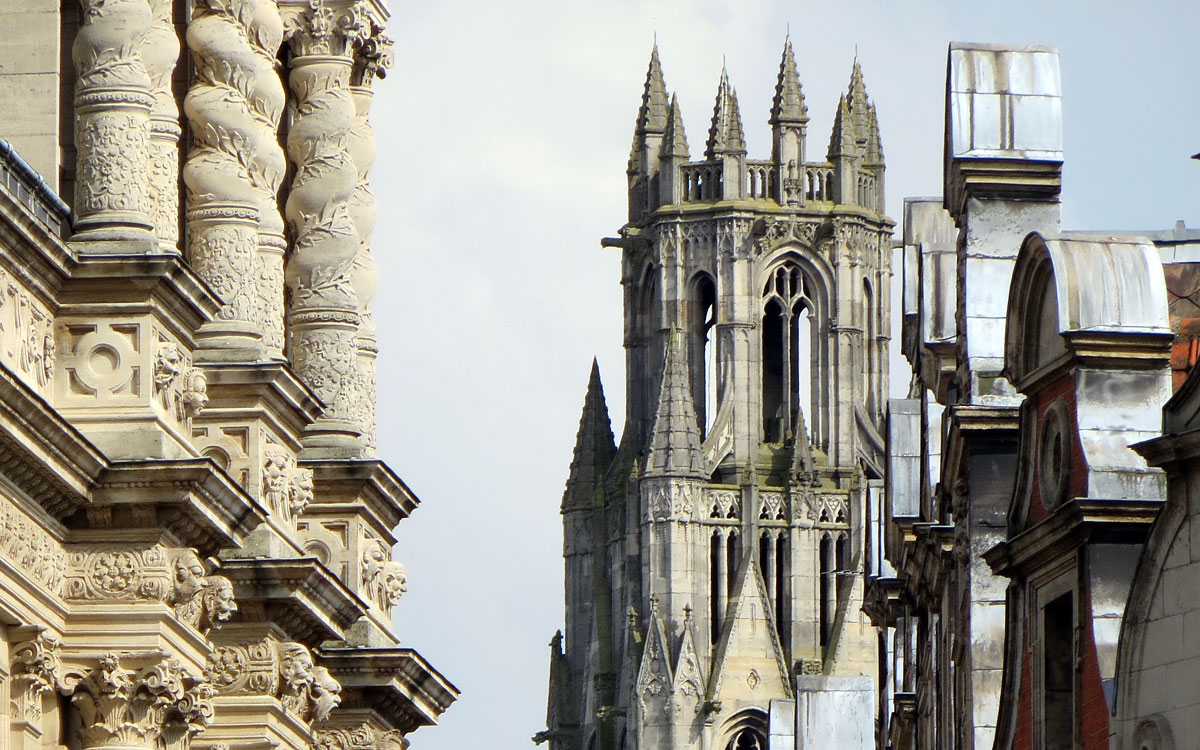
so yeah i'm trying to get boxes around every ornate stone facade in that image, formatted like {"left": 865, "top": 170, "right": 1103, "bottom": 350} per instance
{"left": 544, "top": 41, "right": 891, "bottom": 750}
{"left": 0, "top": 2, "right": 455, "bottom": 750}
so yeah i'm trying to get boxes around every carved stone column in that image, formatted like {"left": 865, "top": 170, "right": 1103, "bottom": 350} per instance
{"left": 143, "top": 0, "right": 181, "bottom": 252}
{"left": 248, "top": 0, "right": 289, "bottom": 359}
{"left": 71, "top": 0, "right": 155, "bottom": 243}
{"left": 183, "top": 0, "right": 266, "bottom": 359}
{"left": 346, "top": 27, "right": 391, "bottom": 455}
{"left": 60, "top": 654, "right": 211, "bottom": 750}
{"left": 283, "top": 0, "right": 364, "bottom": 456}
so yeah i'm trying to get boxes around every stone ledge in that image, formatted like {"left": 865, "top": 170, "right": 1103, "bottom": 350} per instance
{"left": 220, "top": 557, "right": 367, "bottom": 644}
{"left": 318, "top": 647, "right": 459, "bottom": 734}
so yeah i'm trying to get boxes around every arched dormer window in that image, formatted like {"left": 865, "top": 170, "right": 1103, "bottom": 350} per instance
{"left": 761, "top": 263, "right": 815, "bottom": 442}
{"left": 690, "top": 274, "right": 717, "bottom": 437}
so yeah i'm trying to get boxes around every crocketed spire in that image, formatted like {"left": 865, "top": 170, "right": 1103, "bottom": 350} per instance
{"left": 562, "top": 359, "right": 617, "bottom": 510}
{"left": 706, "top": 66, "right": 747, "bottom": 159}
{"left": 644, "top": 330, "right": 704, "bottom": 478}
{"left": 635, "top": 45, "right": 670, "bottom": 136}
{"left": 661, "top": 94, "right": 689, "bottom": 159}
{"left": 770, "top": 37, "right": 808, "bottom": 124}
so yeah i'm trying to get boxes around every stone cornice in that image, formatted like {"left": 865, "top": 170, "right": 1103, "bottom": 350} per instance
{"left": 77, "top": 459, "right": 266, "bottom": 555}
{"left": 57, "top": 254, "right": 222, "bottom": 346}
{"left": 317, "top": 647, "right": 458, "bottom": 734}
{"left": 219, "top": 558, "right": 367, "bottom": 644}
{"left": 0, "top": 358, "right": 106, "bottom": 518}
{"left": 300, "top": 459, "right": 418, "bottom": 537}
{"left": 941, "top": 403, "right": 1020, "bottom": 489}
{"left": 983, "top": 497, "right": 1161, "bottom": 579}
{"left": 198, "top": 362, "right": 326, "bottom": 441}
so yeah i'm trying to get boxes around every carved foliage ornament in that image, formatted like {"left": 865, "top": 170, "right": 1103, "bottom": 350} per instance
{"left": 59, "top": 653, "right": 213, "bottom": 750}
{"left": 316, "top": 725, "right": 407, "bottom": 750}
{"left": 284, "top": 0, "right": 365, "bottom": 57}
{"left": 11, "top": 634, "right": 62, "bottom": 723}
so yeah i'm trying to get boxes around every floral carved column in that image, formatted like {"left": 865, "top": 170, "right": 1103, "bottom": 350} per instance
{"left": 183, "top": 0, "right": 266, "bottom": 359}
{"left": 143, "top": 0, "right": 181, "bottom": 253}
{"left": 283, "top": 0, "right": 364, "bottom": 455}
{"left": 347, "top": 25, "right": 391, "bottom": 455}
{"left": 72, "top": 0, "right": 155, "bottom": 243}
{"left": 248, "top": 0, "right": 289, "bottom": 359}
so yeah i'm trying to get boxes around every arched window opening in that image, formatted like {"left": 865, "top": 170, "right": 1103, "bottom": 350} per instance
{"left": 1043, "top": 593, "right": 1074, "bottom": 749}
{"left": 691, "top": 275, "right": 718, "bottom": 438}
{"left": 710, "top": 530, "right": 723, "bottom": 643}
{"left": 758, "top": 531, "right": 774, "bottom": 612}
{"left": 638, "top": 267, "right": 659, "bottom": 428}
{"left": 726, "top": 530, "right": 740, "bottom": 597}
{"left": 762, "top": 263, "right": 815, "bottom": 442}
{"left": 819, "top": 533, "right": 834, "bottom": 648}
{"left": 863, "top": 277, "right": 875, "bottom": 414}
{"left": 835, "top": 532, "right": 849, "bottom": 572}
{"left": 775, "top": 533, "right": 787, "bottom": 647}
{"left": 726, "top": 729, "right": 765, "bottom": 750}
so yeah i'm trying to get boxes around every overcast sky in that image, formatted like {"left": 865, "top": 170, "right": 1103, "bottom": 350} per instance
{"left": 369, "top": 1, "right": 1198, "bottom": 747}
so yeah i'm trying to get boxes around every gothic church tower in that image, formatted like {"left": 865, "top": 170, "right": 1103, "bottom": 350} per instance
{"left": 541, "top": 41, "right": 892, "bottom": 750}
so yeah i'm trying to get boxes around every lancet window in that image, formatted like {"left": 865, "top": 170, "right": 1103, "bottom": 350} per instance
{"left": 691, "top": 274, "right": 718, "bottom": 437}
{"left": 761, "top": 262, "right": 815, "bottom": 442}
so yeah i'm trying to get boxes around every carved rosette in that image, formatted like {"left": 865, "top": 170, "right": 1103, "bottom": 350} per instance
{"left": 183, "top": 0, "right": 267, "bottom": 356}
{"left": 60, "top": 654, "right": 210, "bottom": 750}
{"left": 72, "top": 0, "right": 155, "bottom": 239}
{"left": 143, "top": 0, "right": 181, "bottom": 251}
{"left": 65, "top": 545, "right": 172, "bottom": 602}
{"left": 11, "top": 634, "right": 62, "bottom": 725}
{"left": 205, "top": 640, "right": 340, "bottom": 724}
{"left": 283, "top": 0, "right": 364, "bottom": 452}
{"left": 248, "top": 0, "right": 288, "bottom": 358}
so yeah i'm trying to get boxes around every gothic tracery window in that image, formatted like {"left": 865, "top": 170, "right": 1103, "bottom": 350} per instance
{"left": 726, "top": 728, "right": 766, "bottom": 750}
{"left": 761, "top": 262, "right": 814, "bottom": 442}
{"left": 692, "top": 273, "right": 718, "bottom": 437}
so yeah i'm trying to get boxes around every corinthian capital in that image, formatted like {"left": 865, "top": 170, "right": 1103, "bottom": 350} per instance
{"left": 351, "top": 22, "right": 392, "bottom": 87}
{"left": 284, "top": 0, "right": 364, "bottom": 58}
{"left": 59, "top": 654, "right": 209, "bottom": 750}
{"left": 11, "top": 634, "right": 62, "bottom": 723}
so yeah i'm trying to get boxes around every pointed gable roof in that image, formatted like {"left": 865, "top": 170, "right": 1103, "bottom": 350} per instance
{"left": 635, "top": 597, "right": 674, "bottom": 699}
{"left": 708, "top": 554, "right": 792, "bottom": 701}
{"left": 636, "top": 45, "right": 670, "bottom": 136}
{"left": 770, "top": 37, "right": 808, "bottom": 125}
{"left": 672, "top": 605, "right": 705, "bottom": 701}
{"left": 562, "top": 359, "right": 617, "bottom": 511}
{"left": 706, "top": 67, "right": 747, "bottom": 158}
{"left": 660, "top": 94, "right": 689, "bottom": 160}
{"left": 644, "top": 330, "right": 705, "bottom": 478}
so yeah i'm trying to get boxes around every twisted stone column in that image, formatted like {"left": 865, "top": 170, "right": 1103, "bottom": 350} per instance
{"left": 283, "top": 0, "right": 364, "bottom": 455}
{"left": 183, "top": 0, "right": 265, "bottom": 358}
{"left": 347, "top": 28, "right": 391, "bottom": 454}
{"left": 72, "top": 0, "right": 155, "bottom": 243}
{"left": 143, "top": 0, "right": 181, "bottom": 252}
{"left": 248, "top": 0, "right": 288, "bottom": 359}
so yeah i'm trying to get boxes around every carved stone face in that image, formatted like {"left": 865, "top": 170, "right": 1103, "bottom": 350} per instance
{"left": 310, "top": 665, "right": 342, "bottom": 722}
{"left": 278, "top": 644, "right": 314, "bottom": 688}
{"left": 384, "top": 564, "right": 407, "bottom": 605}
{"left": 207, "top": 576, "right": 237, "bottom": 622}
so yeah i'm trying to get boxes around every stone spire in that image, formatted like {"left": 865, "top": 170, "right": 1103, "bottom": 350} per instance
{"left": 705, "top": 67, "right": 746, "bottom": 158}
{"left": 769, "top": 37, "right": 808, "bottom": 125}
{"left": 562, "top": 359, "right": 617, "bottom": 511}
{"left": 848, "top": 59, "right": 870, "bottom": 138}
{"left": 645, "top": 330, "right": 704, "bottom": 478}
{"left": 636, "top": 45, "right": 670, "bottom": 137}
{"left": 826, "top": 93, "right": 855, "bottom": 160}
{"left": 865, "top": 102, "right": 884, "bottom": 166}
{"left": 661, "top": 94, "right": 689, "bottom": 159}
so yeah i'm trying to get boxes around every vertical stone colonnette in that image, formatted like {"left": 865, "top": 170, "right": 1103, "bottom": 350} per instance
{"left": 72, "top": 0, "right": 155, "bottom": 242}
{"left": 347, "top": 26, "right": 392, "bottom": 454}
{"left": 143, "top": 0, "right": 181, "bottom": 252}
{"left": 183, "top": 0, "right": 266, "bottom": 358}
{"left": 283, "top": 0, "right": 364, "bottom": 455}
{"left": 248, "top": 0, "right": 289, "bottom": 359}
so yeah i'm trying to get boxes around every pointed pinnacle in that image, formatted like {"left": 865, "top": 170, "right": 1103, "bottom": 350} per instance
{"left": 562, "top": 360, "right": 617, "bottom": 510}
{"left": 661, "top": 93, "right": 689, "bottom": 159}
{"left": 706, "top": 68, "right": 747, "bottom": 158}
{"left": 770, "top": 37, "right": 808, "bottom": 125}
{"left": 636, "top": 45, "right": 670, "bottom": 136}
{"left": 645, "top": 329, "right": 705, "bottom": 478}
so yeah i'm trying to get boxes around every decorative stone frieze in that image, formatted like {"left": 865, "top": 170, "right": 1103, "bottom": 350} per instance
{"left": 71, "top": 0, "right": 155, "bottom": 241}
{"left": 0, "top": 267, "right": 54, "bottom": 397}
{"left": 0, "top": 494, "right": 66, "bottom": 595}
{"left": 315, "top": 723, "right": 407, "bottom": 750}
{"left": 206, "top": 639, "right": 341, "bottom": 723}
{"left": 283, "top": 0, "right": 365, "bottom": 454}
{"left": 60, "top": 653, "right": 212, "bottom": 750}
{"left": 183, "top": 0, "right": 267, "bottom": 357}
